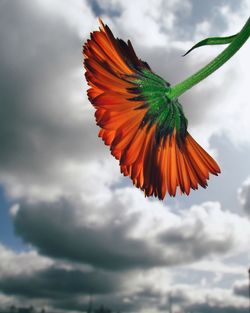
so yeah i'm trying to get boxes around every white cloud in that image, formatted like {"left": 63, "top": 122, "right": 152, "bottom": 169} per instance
{"left": 10, "top": 187, "right": 250, "bottom": 273}
{"left": 99, "top": 0, "right": 177, "bottom": 47}
{"left": 0, "top": 293, "right": 21, "bottom": 310}
{"left": 233, "top": 278, "right": 249, "bottom": 298}
{"left": 1, "top": 0, "right": 250, "bottom": 312}
{"left": 238, "top": 176, "right": 250, "bottom": 217}
{"left": 0, "top": 244, "right": 53, "bottom": 277}
{"left": 36, "top": 0, "right": 96, "bottom": 37}
{"left": 187, "top": 258, "right": 247, "bottom": 276}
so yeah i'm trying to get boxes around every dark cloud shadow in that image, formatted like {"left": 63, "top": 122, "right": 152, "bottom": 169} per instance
{"left": 13, "top": 197, "right": 167, "bottom": 271}
{"left": 0, "top": 267, "right": 119, "bottom": 299}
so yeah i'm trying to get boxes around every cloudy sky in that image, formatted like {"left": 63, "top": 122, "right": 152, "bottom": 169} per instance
{"left": 0, "top": 0, "right": 250, "bottom": 312}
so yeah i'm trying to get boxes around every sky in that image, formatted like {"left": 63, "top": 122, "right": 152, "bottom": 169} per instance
{"left": 0, "top": 0, "right": 250, "bottom": 312}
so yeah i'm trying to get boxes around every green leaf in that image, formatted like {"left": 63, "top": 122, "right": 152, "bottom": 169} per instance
{"left": 183, "top": 33, "right": 238, "bottom": 56}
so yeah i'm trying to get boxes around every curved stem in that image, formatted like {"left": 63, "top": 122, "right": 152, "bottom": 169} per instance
{"left": 168, "top": 17, "right": 250, "bottom": 100}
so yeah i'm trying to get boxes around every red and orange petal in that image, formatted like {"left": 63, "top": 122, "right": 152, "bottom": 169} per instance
{"left": 83, "top": 19, "right": 221, "bottom": 200}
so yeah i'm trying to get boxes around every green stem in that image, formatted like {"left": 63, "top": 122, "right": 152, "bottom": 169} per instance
{"left": 168, "top": 17, "right": 250, "bottom": 100}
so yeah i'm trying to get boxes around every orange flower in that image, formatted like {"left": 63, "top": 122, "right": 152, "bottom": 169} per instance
{"left": 83, "top": 19, "right": 220, "bottom": 200}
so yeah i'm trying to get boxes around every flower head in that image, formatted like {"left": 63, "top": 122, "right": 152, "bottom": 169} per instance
{"left": 83, "top": 19, "right": 220, "bottom": 200}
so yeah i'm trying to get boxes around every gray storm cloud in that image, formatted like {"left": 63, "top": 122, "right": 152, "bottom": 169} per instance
{"left": 0, "top": 0, "right": 250, "bottom": 313}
